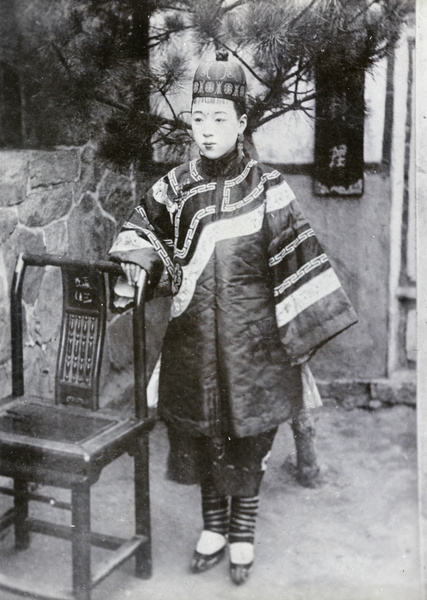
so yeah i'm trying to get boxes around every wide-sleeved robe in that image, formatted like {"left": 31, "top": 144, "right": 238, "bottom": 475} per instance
{"left": 110, "top": 149, "right": 357, "bottom": 441}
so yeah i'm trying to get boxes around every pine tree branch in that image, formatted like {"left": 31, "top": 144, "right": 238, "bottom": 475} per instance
{"left": 255, "top": 92, "right": 317, "bottom": 129}
{"left": 288, "top": 0, "right": 321, "bottom": 29}
{"left": 157, "top": 113, "right": 191, "bottom": 132}
{"left": 221, "top": 0, "right": 247, "bottom": 15}
{"left": 159, "top": 89, "right": 179, "bottom": 121}
{"left": 346, "top": 0, "right": 382, "bottom": 29}
{"left": 93, "top": 94, "right": 130, "bottom": 112}
{"left": 219, "top": 42, "right": 272, "bottom": 88}
{"left": 157, "top": 4, "right": 192, "bottom": 12}
{"left": 51, "top": 42, "right": 130, "bottom": 112}
{"left": 149, "top": 24, "right": 192, "bottom": 46}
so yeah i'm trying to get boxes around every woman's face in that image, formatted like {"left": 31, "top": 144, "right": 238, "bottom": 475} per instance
{"left": 191, "top": 98, "right": 247, "bottom": 160}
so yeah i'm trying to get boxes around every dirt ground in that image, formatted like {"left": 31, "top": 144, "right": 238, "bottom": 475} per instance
{"left": 0, "top": 404, "right": 420, "bottom": 600}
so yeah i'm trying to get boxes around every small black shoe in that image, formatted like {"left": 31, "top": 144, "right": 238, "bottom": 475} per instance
{"left": 190, "top": 545, "right": 226, "bottom": 573}
{"left": 230, "top": 561, "right": 253, "bottom": 585}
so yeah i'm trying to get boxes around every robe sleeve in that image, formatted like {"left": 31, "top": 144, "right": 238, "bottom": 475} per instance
{"left": 264, "top": 174, "right": 358, "bottom": 363}
{"left": 108, "top": 175, "right": 176, "bottom": 305}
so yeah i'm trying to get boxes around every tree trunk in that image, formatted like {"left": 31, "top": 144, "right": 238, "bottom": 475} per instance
{"left": 130, "top": 0, "right": 153, "bottom": 163}
{"left": 291, "top": 408, "right": 320, "bottom": 488}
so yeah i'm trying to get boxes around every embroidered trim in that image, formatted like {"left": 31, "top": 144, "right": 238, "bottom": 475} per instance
{"left": 275, "top": 268, "right": 342, "bottom": 328}
{"left": 174, "top": 205, "right": 216, "bottom": 259}
{"left": 142, "top": 228, "right": 175, "bottom": 279}
{"left": 273, "top": 254, "right": 329, "bottom": 297}
{"left": 168, "top": 167, "right": 179, "bottom": 195}
{"left": 221, "top": 168, "right": 283, "bottom": 213}
{"left": 265, "top": 180, "right": 296, "bottom": 213}
{"left": 134, "top": 206, "right": 150, "bottom": 222}
{"left": 221, "top": 160, "right": 261, "bottom": 212}
{"left": 174, "top": 182, "right": 217, "bottom": 251}
{"left": 269, "top": 228, "right": 315, "bottom": 267}
{"left": 189, "top": 159, "right": 203, "bottom": 182}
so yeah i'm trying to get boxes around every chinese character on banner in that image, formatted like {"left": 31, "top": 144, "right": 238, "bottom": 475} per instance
{"left": 313, "top": 68, "right": 364, "bottom": 197}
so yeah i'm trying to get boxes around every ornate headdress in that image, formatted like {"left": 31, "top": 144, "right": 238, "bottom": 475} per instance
{"left": 192, "top": 51, "right": 247, "bottom": 113}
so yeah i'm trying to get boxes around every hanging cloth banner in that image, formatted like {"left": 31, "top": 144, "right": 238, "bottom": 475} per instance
{"left": 313, "top": 68, "right": 365, "bottom": 197}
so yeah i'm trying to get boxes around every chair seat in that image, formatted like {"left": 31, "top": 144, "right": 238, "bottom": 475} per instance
{"left": 0, "top": 398, "right": 156, "bottom": 487}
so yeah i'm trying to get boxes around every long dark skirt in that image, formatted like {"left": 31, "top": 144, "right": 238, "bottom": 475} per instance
{"left": 166, "top": 426, "right": 278, "bottom": 497}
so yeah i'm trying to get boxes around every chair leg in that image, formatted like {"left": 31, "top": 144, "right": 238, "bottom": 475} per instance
{"left": 134, "top": 434, "right": 152, "bottom": 579}
{"left": 71, "top": 482, "right": 91, "bottom": 600}
{"left": 14, "top": 478, "right": 30, "bottom": 551}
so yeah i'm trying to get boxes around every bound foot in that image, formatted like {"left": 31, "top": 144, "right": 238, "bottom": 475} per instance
{"left": 229, "top": 542, "right": 254, "bottom": 585}
{"left": 190, "top": 530, "right": 227, "bottom": 573}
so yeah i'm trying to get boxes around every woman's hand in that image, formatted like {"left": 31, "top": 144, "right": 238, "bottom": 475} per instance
{"left": 121, "top": 262, "right": 144, "bottom": 286}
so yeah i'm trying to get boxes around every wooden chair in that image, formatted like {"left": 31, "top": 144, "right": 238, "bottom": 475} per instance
{"left": 0, "top": 253, "right": 155, "bottom": 600}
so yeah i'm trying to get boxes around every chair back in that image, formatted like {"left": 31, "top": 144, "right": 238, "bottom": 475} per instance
{"left": 56, "top": 266, "right": 106, "bottom": 410}
{"left": 11, "top": 254, "right": 148, "bottom": 418}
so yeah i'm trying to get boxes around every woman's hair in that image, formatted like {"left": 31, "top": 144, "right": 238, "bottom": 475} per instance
{"left": 192, "top": 96, "right": 246, "bottom": 119}
{"left": 234, "top": 101, "right": 247, "bottom": 119}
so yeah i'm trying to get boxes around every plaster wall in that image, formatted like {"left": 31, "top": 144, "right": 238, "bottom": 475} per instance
{"left": 283, "top": 172, "right": 391, "bottom": 380}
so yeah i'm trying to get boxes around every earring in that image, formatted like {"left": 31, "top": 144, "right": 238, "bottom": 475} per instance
{"left": 237, "top": 133, "right": 244, "bottom": 157}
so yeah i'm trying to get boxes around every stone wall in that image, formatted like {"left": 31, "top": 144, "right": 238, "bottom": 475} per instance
{"left": 0, "top": 144, "right": 169, "bottom": 404}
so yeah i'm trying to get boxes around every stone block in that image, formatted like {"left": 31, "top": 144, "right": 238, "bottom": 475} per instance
{"left": 340, "top": 393, "right": 371, "bottom": 410}
{"left": 76, "top": 143, "right": 98, "bottom": 198}
{"left": 67, "top": 193, "right": 116, "bottom": 260}
{"left": 31, "top": 268, "right": 62, "bottom": 344}
{"left": 0, "top": 306, "right": 10, "bottom": 364}
{"left": 0, "top": 152, "right": 28, "bottom": 207}
{"left": 30, "top": 149, "right": 79, "bottom": 187}
{"left": 0, "top": 362, "right": 11, "bottom": 400}
{"left": 0, "top": 258, "right": 8, "bottom": 303}
{"left": 316, "top": 379, "right": 371, "bottom": 409}
{"left": 317, "top": 379, "right": 370, "bottom": 402}
{"left": 23, "top": 342, "right": 58, "bottom": 399}
{"left": 370, "top": 376, "right": 416, "bottom": 405}
{"left": 369, "top": 400, "right": 383, "bottom": 410}
{"left": 19, "top": 184, "right": 73, "bottom": 228}
{"left": 44, "top": 220, "right": 68, "bottom": 254}
{"left": 3, "top": 227, "right": 46, "bottom": 304}
{"left": 0, "top": 208, "right": 18, "bottom": 243}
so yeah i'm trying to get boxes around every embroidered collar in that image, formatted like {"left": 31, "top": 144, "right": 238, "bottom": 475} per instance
{"left": 199, "top": 146, "right": 244, "bottom": 178}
